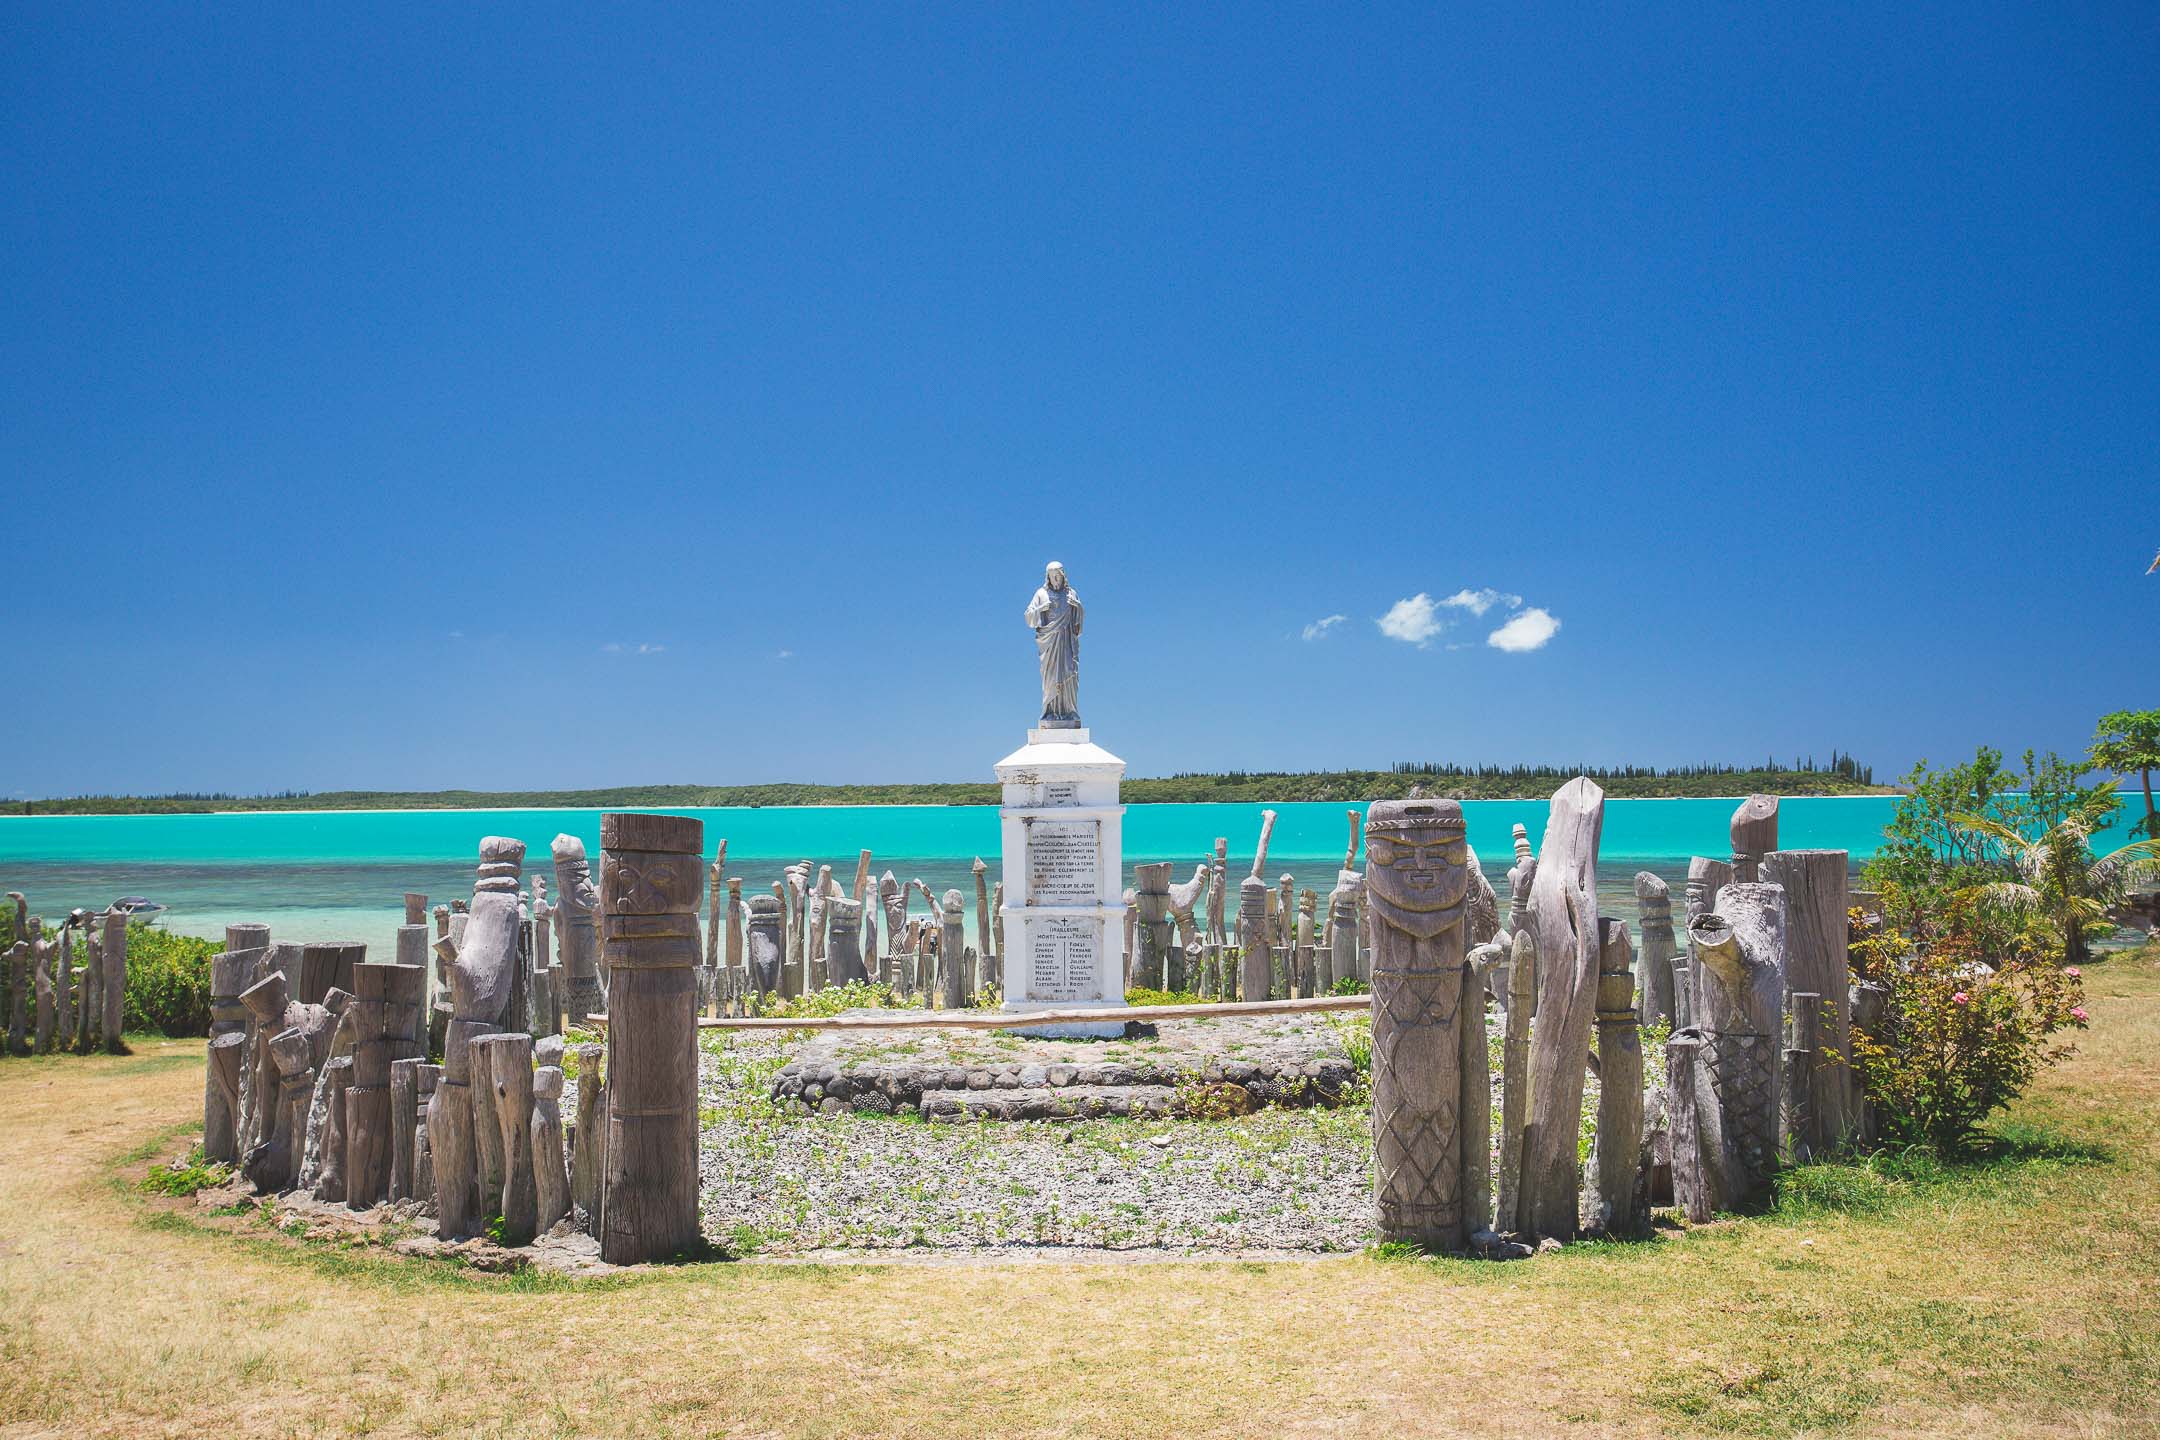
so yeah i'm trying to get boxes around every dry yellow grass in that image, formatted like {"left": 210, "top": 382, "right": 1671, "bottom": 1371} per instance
{"left": 4, "top": 949, "right": 2158, "bottom": 1440}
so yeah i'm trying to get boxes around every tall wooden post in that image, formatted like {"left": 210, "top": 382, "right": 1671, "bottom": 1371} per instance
{"left": 826, "top": 898, "right": 867, "bottom": 986}
{"left": 746, "top": 893, "right": 783, "bottom": 994}
{"left": 599, "top": 812, "right": 704, "bottom": 1264}
{"left": 724, "top": 877, "right": 745, "bottom": 1007}
{"left": 97, "top": 909, "right": 127, "bottom": 1052}
{"left": 1728, "top": 794, "right": 1779, "bottom": 882}
{"left": 569, "top": 1042, "right": 606, "bottom": 1235}
{"left": 1132, "top": 862, "right": 1174, "bottom": 990}
{"left": 551, "top": 834, "right": 602, "bottom": 1027}
{"left": 431, "top": 837, "right": 522, "bottom": 1238}
{"left": 533, "top": 1060, "right": 571, "bottom": 1234}
{"left": 1633, "top": 871, "right": 1680, "bottom": 1029}
{"left": 1505, "top": 824, "right": 1535, "bottom": 939}
{"left": 296, "top": 940, "right": 363, "bottom": 1010}
{"left": 1666, "top": 1033, "right": 1712, "bottom": 1222}
{"left": 1295, "top": 889, "right": 1318, "bottom": 997}
{"left": 204, "top": 943, "right": 258, "bottom": 1162}
{"left": 1593, "top": 919, "right": 1644, "bottom": 1236}
{"left": 1682, "top": 882, "right": 1786, "bottom": 1211}
{"left": 346, "top": 960, "right": 424, "bottom": 1208}
{"left": 1762, "top": 848, "right": 1856, "bottom": 1149}
{"left": 476, "top": 1031, "right": 537, "bottom": 1245}
{"left": 1521, "top": 776, "right": 1606, "bottom": 1239}
{"left": 1237, "top": 877, "right": 1269, "bottom": 1002}
{"left": 972, "top": 858, "right": 995, "bottom": 988}
{"left": 1497, "top": 927, "right": 1536, "bottom": 1232}
{"left": 1365, "top": 797, "right": 1483, "bottom": 1251}
{"left": 939, "top": 888, "right": 967, "bottom": 1010}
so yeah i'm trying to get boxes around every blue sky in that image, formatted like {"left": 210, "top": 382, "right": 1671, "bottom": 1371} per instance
{"left": 2, "top": 5, "right": 2153, "bottom": 796}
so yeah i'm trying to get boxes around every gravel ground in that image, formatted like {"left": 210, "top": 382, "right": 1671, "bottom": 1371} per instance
{"left": 687, "top": 1014, "right": 1530, "bottom": 1256}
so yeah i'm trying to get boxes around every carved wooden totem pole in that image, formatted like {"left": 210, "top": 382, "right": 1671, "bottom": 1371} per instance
{"left": 598, "top": 812, "right": 704, "bottom": 1264}
{"left": 430, "top": 836, "right": 523, "bottom": 1238}
{"left": 746, "top": 893, "right": 784, "bottom": 994}
{"left": 552, "top": 834, "right": 603, "bottom": 1026}
{"left": 1728, "top": 794, "right": 1779, "bottom": 881}
{"left": 1365, "top": 797, "right": 1488, "bottom": 1251}
{"left": 826, "top": 898, "right": 867, "bottom": 987}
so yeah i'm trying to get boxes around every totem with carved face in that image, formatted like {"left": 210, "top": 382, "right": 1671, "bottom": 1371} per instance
{"left": 1364, "top": 801, "right": 1470, "bottom": 945}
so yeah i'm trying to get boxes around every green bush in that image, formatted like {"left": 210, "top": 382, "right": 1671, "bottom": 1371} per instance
{"left": 1847, "top": 898, "right": 2088, "bottom": 1155}
{"left": 122, "top": 923, "right": 216, "bottom": 1036}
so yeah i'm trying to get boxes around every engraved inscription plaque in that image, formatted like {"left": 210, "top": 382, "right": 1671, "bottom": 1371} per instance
{"left": 1027, "top": 820, "right": 1099, "bottom": 905}
{"left": 1027, "top": 916, "right": 1099, "bottom": 1003}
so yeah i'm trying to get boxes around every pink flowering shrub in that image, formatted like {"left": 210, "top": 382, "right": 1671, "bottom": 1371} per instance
{"left": 1848, "top": 893, "right": 2089, "bottom": 1155}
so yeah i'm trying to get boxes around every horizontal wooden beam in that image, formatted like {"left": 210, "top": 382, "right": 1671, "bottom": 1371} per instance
{"left": 583, "top": 994, "right": 1372, "bottom": 1032}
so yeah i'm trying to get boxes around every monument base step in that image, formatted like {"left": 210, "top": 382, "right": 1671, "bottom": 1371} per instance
{"left": 920, "top": 1084, "right": 1178, "bottom": 1122}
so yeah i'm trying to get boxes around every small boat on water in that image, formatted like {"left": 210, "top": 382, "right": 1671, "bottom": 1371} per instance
{"left": 110, "top": 896, "right": 167, "bottom": 925}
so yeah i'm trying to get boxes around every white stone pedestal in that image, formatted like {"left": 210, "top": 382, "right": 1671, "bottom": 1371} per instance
{"left": 995, "top": 727, "right": 1127, "bottom": 1037}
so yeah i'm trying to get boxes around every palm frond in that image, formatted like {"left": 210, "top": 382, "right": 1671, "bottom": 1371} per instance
{"left": 1949, "top": 812, "right": 2030, "bottom": 852}
{"left": 1966, "top": 881, "right": 2041, "bottom": 912}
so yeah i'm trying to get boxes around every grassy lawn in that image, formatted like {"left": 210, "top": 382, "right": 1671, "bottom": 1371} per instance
{"left": 2, "top": 949, "right": 2156, "bottom": 1439}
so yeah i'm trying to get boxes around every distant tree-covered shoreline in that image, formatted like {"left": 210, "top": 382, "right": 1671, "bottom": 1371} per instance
{"left": 1, "top": 760, "right": 1891, "bottom": 815}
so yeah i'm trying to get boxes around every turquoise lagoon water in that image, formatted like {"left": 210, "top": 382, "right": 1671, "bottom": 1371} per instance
{"left": 0, "top": 797, "right": 1940, "bottom": 967}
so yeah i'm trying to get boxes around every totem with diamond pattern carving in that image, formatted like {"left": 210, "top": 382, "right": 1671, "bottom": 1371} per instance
{"left": 1365, "top": 797, "right": 1489, "bottom": 1250}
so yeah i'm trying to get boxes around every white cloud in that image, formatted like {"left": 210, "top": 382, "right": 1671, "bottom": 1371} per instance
{"left": 636, "top": 643, "right": 664, "bottom": 655}
{"left": 1377, "top": 594, "right": 1445, "bottom": 647}
{"left": 600, "top": 642, "right": 622, "bottom": 653}
{"left": 602, "top": 641, "right": 666, "bottom": 655}
{"left": 1301, "top": 614, "right": 1348, "bottom": 641}
{"left": 1487, "top": 607, "right": 1561, "bottom": 652}
{"left": 775, "top": 649, "right": 795, "bottom": 660}
{"left": 1440, "top": 587, "right": 1522, "bottom": 617}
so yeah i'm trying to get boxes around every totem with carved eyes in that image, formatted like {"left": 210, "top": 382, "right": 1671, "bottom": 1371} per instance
{"left": 1364, "top": 798, "right": 1492, "bottom": 1250}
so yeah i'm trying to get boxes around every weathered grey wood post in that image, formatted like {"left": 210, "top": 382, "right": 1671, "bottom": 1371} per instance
{"left": 296, "top": 940, "right": 363, "bottom": 1011}
{"left": 389, "top": 1056, "right": 423, "bottom": 1201}
{"left": 1633, "top": 871, "right": 1680, "bottom": 1029}
{"left": 569, "top": 1041, "right": 606, "bottom": 1235}
{"left": 746, "top": 893, "right": 784, "bottom": 994}
{"left": 991, "top": 880, "right": 1005, "bottom": 982}
{"left": 877, "top": 873, "right": 904, "bottom": 975}
{"left": 203, "top": 945, "right": 250, "bottom": 1157}
{"left": 313, "top": 1056, "right": 354, "bottom": 1202}
{"left": 1521, "top": 776, "right": 1606, "bottom": 1239}
{"left": 102, "top": 913, "right": 134, "bottom": 1051}
{"left": 551, "top": 834, "right": 602, "bottom": 1026}
{"left": 1466, "top": 857, "right": 1500, "bottom": 949}
{"left": 1506, "top": 824, "right": 1535, "bottom": 938}
{"left": 939, "top": 888, "right": 968, "bottom": 1009}
{"left": 706, "top": 840, "right": 729, "bottom": 995}
{"left": 1684, "top": 856, "right": 1733, "bottom": 925}
{"left": 73, "top": 918, "right": 97, "bottom": 1052}
{"left": 1683, "top": 882, "right": 1786, "bottom": 1210}
{"left": 404, "top": 893, "right": 428, "bottom": 927}
{"left": 530, "top": 902, "right": 558, "bottom": 1035}
{"left": 1326, "top": 870, "right": 1362, "bottom": 994}
{"left": 826, "top": 898, "right": 867, "bottom": 986}
{"left": 346, "top": 960, "right": 424, "bottom": 1209}
{"left": 806, "top": 863, "right": 834, "bottom": 990}
{"left": 239, "top": 958, "right": 295, "bottom": 1152}
{"left": 972, "top": 857, "right": 995, "bottom": 989}
{"left": 1167, "top": 863, "right": 1207, "bottom": 991}
{"left": 1593, "top": 918, "right": 1644, "bottom": 1236}
{"left": 1132, "top": 861, "right": 1174, "bottom": 991}
{"left": 21, "top": 937, "right": 46, "bottom": 1055}
{"left": 1237, "top": 877, "right": 1269, "bottom": 1002}
{"left": 1761, "top": 848, "right": 1856, "bottom": 1150}
{"left": 476, "top": 1031, "right": 537, "bottom": 1245}
{"left": 50, "top": 921, "right": 73, "bottom": 1057}
{"left": 773, "top": 881, "right": 802, "bottom": 998}
{"left": 1121, "top": 891, "right": 1139, "bottom": 990}
{"left": 1295, "top": 889, "right": 1318, "bottom": 997}
{"left": 412, "top": 1063, "right": 441, "bottom": 1202}
{"left": 1666, "top": 1032, "right": 1712, "bottom": 1222}
{"left": 6, "top": 937, "right": 26, "bottom": 1055}
{"left": 1729, "top": 794, "right": 1779, "bottom": 882}
{"left": 1205, "top": 837, "right": 1229, "bottom": 994}
{"left": 1365, "top": 798, "right": 1484, "bottom": 1250}
{"left": 724, "top": 877, "right": 745, "bottom": 1007}
{"left": 533, "top": 1058, "right": 571, "bottom": 1234}
{"left": 431, "top": 837, "right": 522, "bottom": 1238}
{"left": 1781, "top": 990, "right": 1823, "bottom": 1165}
{"left": 1497, "top": 926, "right": 1537, "bottom": 1232}
{"left": 391, "top": 922, "right": 431, "bottom": 1049}
{"left": 246, "top": 1027, "right": 314, "bottom": 1194}
{"left": 598, "top": 812, "right": 704, "bottom": 1264}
